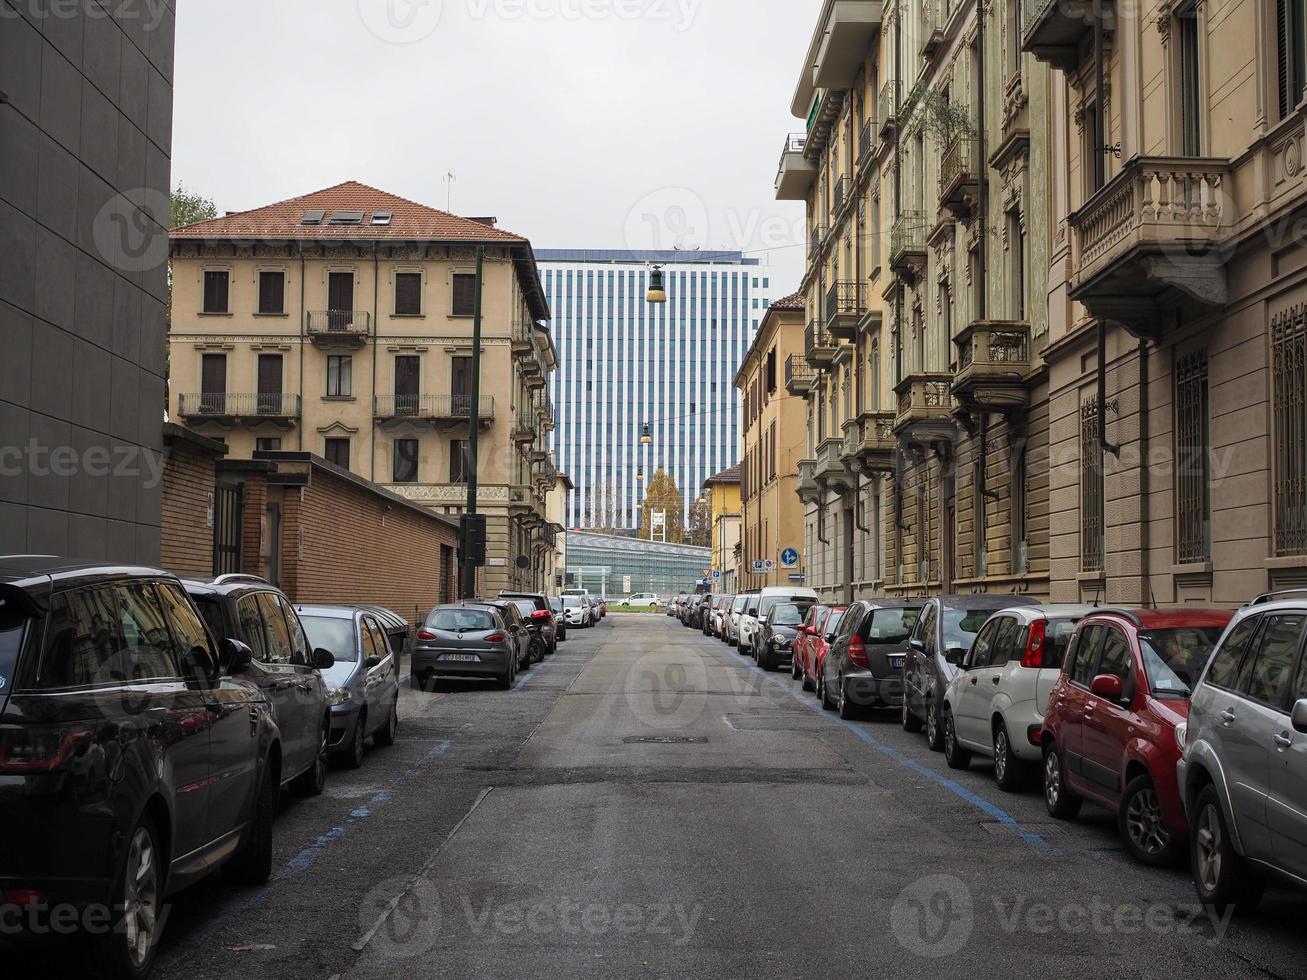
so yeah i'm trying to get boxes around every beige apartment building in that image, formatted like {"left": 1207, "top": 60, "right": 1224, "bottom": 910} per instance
{"left": 733, "top": 293, "right": 810, "bottom": 588}
{"left": 168, "top": 181, "right": 561, "bottom": 594}
{"left": 776, "top": 0, "right": 1057, "bottom": 603}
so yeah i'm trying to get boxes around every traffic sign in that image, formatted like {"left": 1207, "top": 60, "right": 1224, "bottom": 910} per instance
{"left": 780, "top": 548, "right": 799, "bottom": 568}
{"left": 787, "top": 573, "right": 806, "bottom": 582}
{"left": 712, "top": 569, "right": 721, "bottom": 579}
{"left": 763, "top": 559, "right": 776, "bottom": 572}
{"left": 752, "top": 559, "right": 765, "bottom": 574}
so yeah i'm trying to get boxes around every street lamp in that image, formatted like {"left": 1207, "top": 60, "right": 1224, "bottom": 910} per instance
{"left": 646, "top": 265, "right": 667, "bottom": 304}
{"left": 640, "top": 422, "right": 652, "bottom": 445}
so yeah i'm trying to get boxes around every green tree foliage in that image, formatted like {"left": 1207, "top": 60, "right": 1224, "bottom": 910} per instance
{"left": 171, "top": 184, "right": 218, "bottom": 228}
{"left": 638, "top": 469, "right": 686, "bottom": 543}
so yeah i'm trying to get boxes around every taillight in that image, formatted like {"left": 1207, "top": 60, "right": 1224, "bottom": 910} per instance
{"left": 531, "top": 610, "right": 551, "bottom": 621}
{"left": 417, "top": 628, "right": 437, "bottom": 641}
{"left": 485, "top": 632, "right": 506, "bottom": 643}
{"left": 1021, "top": 620, "right": 1046, "bottom": 668}
{"left": 2, "top": 888, "right": 47, "bottom": 906}
{"left": 0, "top": 725, "right": 94, "bottom": 773}
{"left": 848, "top": 637, "right": 869, "bottom": 669}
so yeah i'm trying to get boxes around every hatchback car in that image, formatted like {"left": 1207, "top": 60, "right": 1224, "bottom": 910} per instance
{"left": 0, "top": 558, "right": 280, "bottom": 979}
{"left": 793, "top": 604, "right": 832, "bottom": 691}
{"left": 726, "top": 594, "right": 751, "bottom": 646}
{"left": 808, "top": 606, "right": 847, "bottom": 706}
{"left": 561, "top": 594, "right": 592, "bottom": 628}
{"left": 822, "top": 601, "right": 922, "bottom": 719}
{"left": 903, "top": 595, "right": 1041, "bottom": 751}
{"left": 410, "top": 602, "right": 530, "bottom": 689}
{"left": 940, "top": 604, "right": 1093, "bottom": 791}
{"left": 741, "top": 587, "right": 819, "bottom": 657}
{"left": 757, "top": 602, "right": 809, "bottom": 671}
{"left": 185, "top": 574, "right": 335, "bottom": 796}
{"left": 712, "top": 595, "right": 734, "bottom": 638}
{"left": 1179, "top": 591, "right": 1307, "bottom": 909}
{"left": 1040, "top": 607, "right": 1231, "bottom": 866}
{"left": 500, "top": 592, "right": 557, "bottom": 658}
{"left": 296, "top": 605, "right": 402, "bottom": 768}
{"left": 547, "top": 596, "right": 568, "bottom": 641}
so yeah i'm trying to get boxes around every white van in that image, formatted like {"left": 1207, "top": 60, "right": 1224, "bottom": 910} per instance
{"left": 739, "top": 586, "right": 820, "bottom": 656}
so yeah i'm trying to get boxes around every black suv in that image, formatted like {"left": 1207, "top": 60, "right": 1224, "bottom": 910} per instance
{"left": 499, "top": 592, "right": 558, "bottom": 657}
{"left": 182, "top": 574, "right": 334, "bottom": 796}
{"left": 0, "top": 557, "right": 281, "bottom": 979}
{"left": 903, "top": 594, "right": 1041, "bottom": 750}
{"left": 822, "top": 601, "right": 922, "bottom": 719}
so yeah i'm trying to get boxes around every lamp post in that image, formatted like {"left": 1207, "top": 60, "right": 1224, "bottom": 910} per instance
{"left": 460, "top": 245, "right": 486, "bottom": 599}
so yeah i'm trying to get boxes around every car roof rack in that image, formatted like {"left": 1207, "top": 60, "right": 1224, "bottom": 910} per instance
{"left": 1086, "top": 606, "right": 1144, "bottom": 627}
{"left": 1247, "top": 588, "right": 1307, "bottom": 607}
{"left": 212, "top": 573, "right": 270, "bottom": 586}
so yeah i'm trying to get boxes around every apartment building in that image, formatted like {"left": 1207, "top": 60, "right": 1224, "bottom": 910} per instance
{"left": 702, "top": 463, "right": 742, "bottom": 591}
{"left": 168, "top": 181, "right": 559, "bottom": 593}
{"left": 1030, "top": 0, "right": 1307, "bottom": 604}
{"left": 776, "top": 0, "right": 1054, "bottom": 602}
{"left": 733, "top": 292, "right": 809, "bottom": 589}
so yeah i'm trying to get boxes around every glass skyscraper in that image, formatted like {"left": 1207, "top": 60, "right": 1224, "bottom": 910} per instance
{"left": 537, "top": 250, "right": 770, "bottom": 530}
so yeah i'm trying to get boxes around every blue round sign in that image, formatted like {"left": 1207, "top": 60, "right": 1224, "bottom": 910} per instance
{"left": 780, "top": 548, "right": 799, "bottom": 568}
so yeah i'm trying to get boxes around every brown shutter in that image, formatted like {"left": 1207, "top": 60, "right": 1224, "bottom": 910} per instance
{"left": 395, "top": 273, "right": 422, "bottom": 315}
{"left": 203, "top": 271, "right": 229, "bottom": 313}
{"left": 452, "top": 274, "right": 476, "bottom": 316}
{"left": 258, "top": 271, "right": 284, "bottom": 314}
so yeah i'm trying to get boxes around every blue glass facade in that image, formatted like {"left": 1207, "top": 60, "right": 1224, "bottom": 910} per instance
{"left": 537, "top": 250, "right": 768, "bottom": 530}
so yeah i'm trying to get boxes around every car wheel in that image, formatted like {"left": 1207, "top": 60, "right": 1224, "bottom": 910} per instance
{"left": 791, "top": 657, "right": 802, "bottom": 681}
{"left": 1119, "top": 774, "right": 1182, "bottom": 866}
{"left": 992, "top": 722, "right": 1030, "bottom": 792}
{"left": 97, "top": 813, "right": 164, "bottom": 980}
{"left": 373, "top": 697, "right": 399, "bottom": 748}
{"left": 837, "top": 677, "right": 859, "bottom": 720}
{"left": 1043, "top": 743, "right": 1083, "bottom": 820}
{"left": 411, "top": 672, "right": 429, "bottom": 693}
{"left": 292, "top": 716, "right": 329, "bottom": 797}
{"left": 925, "top": 700, "right": 944, "bottom": 752}
{"left": 800, "top": 664, "right": 815, "bottom": 692}
{"left": 499, "top": 661, "right": 514, "bottom": 690}
{"left": 225, "top": 759, "right": 277, "bottom": 885}
{"left": 943, "top": 709, "right": 971, "bottom": 769}
{"left": 1192, "top": 785, "right": 1264, "bottom": 912}
{"left": 818, "top": 673, "right": 835, "bottom": 711}
{"left": 757, "top": 647, "right": 772, "bottom": 671}
{"left": 344, "top": 712, "right": 367, "bottom": 769}
{"left": 901, "top": 695, "right": 923, "bottom": 733}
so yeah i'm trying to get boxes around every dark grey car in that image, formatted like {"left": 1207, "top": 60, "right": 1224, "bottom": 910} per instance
{"left": 757, "top": 602, "right": 809, "bottom": 671}
{"left": 822, "top": 601, "right": 922, "bottom": 719}
{"left": 411, "top": 603, "right": 529, "bottom": 690}
{"left": 296, "top": 605, "right": 401, "bottom": 769}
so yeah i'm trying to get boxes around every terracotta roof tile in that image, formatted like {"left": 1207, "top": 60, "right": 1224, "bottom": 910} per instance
{"left": 770, "top": 290, "right": 805, "bottom": 311}
{"left": 704, "top": 463, "right": 742, "bottom": 486}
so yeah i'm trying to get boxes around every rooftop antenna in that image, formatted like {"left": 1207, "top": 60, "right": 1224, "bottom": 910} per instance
{"left": 444, "top": 171, "right": 456, "bottom": 212}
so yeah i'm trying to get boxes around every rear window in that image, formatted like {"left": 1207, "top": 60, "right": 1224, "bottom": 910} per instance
{"left": 0, "top": 613, "right": 27, "bottom": 693}
{"left": 942, "top": 606, "right": 1001, "bottom": 652}
{"left": 508, "top": 599, "right": 536, "bottom": 617}
{"left": 863, "top": 608, "right": 920, "bottom": 645}
{"left": 428, "top": 608, "right": 497, "bottom": 631}
{"left": 1042, "top": 618, "right": 1080, "bottom": 670}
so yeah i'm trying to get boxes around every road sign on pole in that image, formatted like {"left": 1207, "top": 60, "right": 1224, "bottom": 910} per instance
{"left": 780, "top": 548, "right": 799, "bottom": 569}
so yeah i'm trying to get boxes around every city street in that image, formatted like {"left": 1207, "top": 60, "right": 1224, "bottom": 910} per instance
{"left": 18, "top": 615, "right": 1304, "bottom": 979}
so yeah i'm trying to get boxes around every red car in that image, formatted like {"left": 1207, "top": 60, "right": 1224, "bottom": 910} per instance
{"left": 792, "top": 604, "right": 829, "bottom": 690}
{"left": 1040, "top": 607, "right": 1232, "bottom": 865}
{"left": 798, "top": 606, "right": 846, "bottom": 702}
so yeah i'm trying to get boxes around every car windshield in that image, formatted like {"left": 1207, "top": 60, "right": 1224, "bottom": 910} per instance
{"left": 864, "top": 608, "right": 921, "bottom": 644}
{"left": 509, "top": 599, "right": 536, "bottom": 616}
{"left": 823, "top": 610, "right": 844, "bottom": 636}
{"left": 770, "top": 604, "right": 804, "bottom": 626}
{"left": 563, "top": 596, "right": 583, "bottom": 608}
{"left": 759, "top": 595, "right": 811, "bottom": 618}
{"left": 942, "top": 606, "right": 1001, "bottom": 652}
{"left": 300, "top": 615, "right": 360, "bottom": 685}
{"left": 427, "top": 609, "right": 497, "bottom": 631}
{"left": 1139, "top": 627, "right": 1226, "bottom": 698}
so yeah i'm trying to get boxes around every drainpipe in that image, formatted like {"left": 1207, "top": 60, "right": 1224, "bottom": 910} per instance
{"left": 372, "top": 246, "right": 379, "bottom": 482}
{"left": 1137, "top": 340, "right": 1150, "bottom": 603}
{"left": 976, "top": 0, "right": 987, "bottom": 321}
{"left": 298, "top": 246, "right": 306, "bottom": 450}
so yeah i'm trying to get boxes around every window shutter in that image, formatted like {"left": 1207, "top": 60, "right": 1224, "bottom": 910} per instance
{"left": 395, "top": 273, "right": 422, "bottom": 315}
{"left": 1280, "top": 0, "right": 1292, "bottom": 119}
{"left": 259, "top": 271, "right": 284, "bottom": 314}
{"left": 203, "top": 271, "right": 229, "bottom": 313}
{"left": 452, "top": 274, "right": 476, "bottom": 316}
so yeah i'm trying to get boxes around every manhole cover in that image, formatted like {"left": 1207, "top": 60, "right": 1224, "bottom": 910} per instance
{"left": 622, "top": 735, "right": 708, "bottom": 744}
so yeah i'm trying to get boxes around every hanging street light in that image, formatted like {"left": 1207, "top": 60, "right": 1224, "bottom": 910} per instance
{"left": 640, "top": 422, "right": 653, "bottom": 445}
{"left": 646, "top": 264, "right": 667, "bottom": 304}
{"left": 637, "top": 468, "right": 645, "bottom": 482}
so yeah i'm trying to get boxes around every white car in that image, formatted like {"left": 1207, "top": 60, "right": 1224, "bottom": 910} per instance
{"left": 739, "top": 587, "right": 819, "bottom": 657}
{"left": 560, "top": 595, "right": 592, "bottom": 628}
{"left": 618, "top": 592, "right": 661, "bottom": 608}
{"left": 725, "top": 594, "right": 749, "bottom": 646}
{"left": 940, "top": 604, "right": 1093, "bottom": 790}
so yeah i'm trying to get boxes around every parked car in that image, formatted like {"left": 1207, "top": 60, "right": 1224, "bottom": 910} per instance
{"left": 725, "top": 593, "right": 751, "bottom": 647}
{"left": 821, "top": 601, "right": 922, "bottom": 719}
{"left": 741, "top": 587, "right": 818, "bottom": 657}
{"left": 757, "top": 602, "right": 808, "bottom": 671}
{"left": 596, "top": 597, "right": 607, "bottom": 619}
{"left": 793, "top": 604, "right": 832, "bottom": 691}
{"left": 1038, "top": 607, "right": 1232, "bottom": 866}
{"left": 1179, "top": 591, "right": 1307, "bottom": 909}
{"left": 296, "top": 605, "right": 402, "bottom": 767}
{"left": 0, "top": 558, "right": 281, "bottom": 979}
{"left": 548, "top": 596, "right": 568, "bottom": 641}
{"left": 681, "top": 594, "right": 703, "bottom": 627}
{"left": 500, "top": 592, "right": 558, "bottom": 658}
{"left": 355, "top": 604, "right": 414, "bottom": 665}
{"left": 184, "top": 574, "right": 334, "bottom": 796}
{"left": 617, "top": 593, "right": 661, "bottom": 608}
{"left": 690, "top": 594, "right": 714, "bottom": 630}
{"left": 561, "top": 594, "right": 592, "bottom": 629}
{"left": 940, "top": 605, "right": 1093, "bottom": 791}
{"left": 808, "top": 606, "right": 846, "bottom": 704}
{"left": 667, "top": 595, "right": 683, "bottom": 618}
{"left": 700, "top": 595, "right": 721, "bottom": 636}
{"left": 903, "top": 594, "right": 1041, "bottom": 751}
{"left": 410, "top": 602, "right": 529, "bottom": 690}
{"left": 737, "top": 594, "right": 762, "bottom": 654}
{"left": 708, "top": 595, "right": 733, "bottom": 638}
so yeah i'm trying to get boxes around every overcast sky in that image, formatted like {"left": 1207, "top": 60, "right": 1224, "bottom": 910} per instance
{"left": 173, "top": 0, "right": 816, "bottom": 294}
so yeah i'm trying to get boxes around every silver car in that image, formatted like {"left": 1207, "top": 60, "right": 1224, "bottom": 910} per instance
{"left": 411, "top": 603, "right": 527, "bottom": 689}
{"left": 1179, "top": 590, "right": 1307, "bottom": 910}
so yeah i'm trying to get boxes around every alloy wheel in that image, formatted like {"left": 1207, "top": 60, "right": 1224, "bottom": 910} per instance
{"left": 1044, "top": 751, "right": 1061, "bottom": 809}
{"left": 1126, "top": 787, "right": 1171, "bottom": 855}
{"left": 1195, "top": 803, "right": 1223, "bottom": 893}
{"left": 994, "top": 729, "right": 1009, "bottom": 783}
{"left": 123, "top": 826, "right": 160, "bottom": 968}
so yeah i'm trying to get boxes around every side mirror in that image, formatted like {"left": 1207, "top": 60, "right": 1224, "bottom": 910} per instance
{"left": 225, "top": 638, "right": 254, "bottom": 675}
{"left": 1090, "top": 674, "right": 1123, "bottom": 700}
{"left": 909, "top": 637, "right": 926, "bottom": 653}
{"left": 365, "top": 655, "right": 383, "bottom": 670}
{"left": 945, "top": 647, "right": 967, "bottom": 667}
{"left": 312, "top": 648, "right": 336, "bottom": 670}
{"left": 1292, "top": 699, "right": 1307, "bottom": 734}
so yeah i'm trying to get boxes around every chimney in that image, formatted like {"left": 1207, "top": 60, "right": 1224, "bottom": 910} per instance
{"left": 467, "top": 216, "right": 498, "bottom": 227}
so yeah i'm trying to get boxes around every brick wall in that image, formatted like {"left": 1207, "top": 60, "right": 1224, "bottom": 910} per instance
{"left": 160, "top": 425, "right": 226, "bottom": 579}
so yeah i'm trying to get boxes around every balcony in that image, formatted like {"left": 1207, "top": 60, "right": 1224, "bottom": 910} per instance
{"left": 797, "top": 459, "right": 822, "bottom": 503}
{"left": 919, "top": 0, "right": 945, "bottom": 60}
{"left": 857, "top": 116, "right": 877, "bottom": 169}
{"left": 1068, "top": 157, "right": 1232, "bottom": 341}
{"left": 832, "top": 175, "right": 853, "bottom": 219}
{"left": 892, "top": 373, "right": 955, "bottom": 447}
{"left": 952, "top": 321, "right": 1033, "bottom": 414}
{"left": 939, "top": 135, "right": 980, "bottom": 221}
{"left": 521, "top": 353, "right": 549, "bottom": 389}
{"left": 785, "top": 354, "right": 816, "bottom": 395}
{"left": 512, "top": 409, "right": 537, "bottom": 444}
{"left": 814, "top": 437, "right": 853, "bottom": 492}
{"left": 776, "top": 133, "right": 817, "bottom": 201}
{"left": 878, "top": 80, "right": 900, "bottom": 140}
{"left": 179, "top": 393, "right": 300, "bottom": 426}
{"left": 306, "top": 311, "right": 371, "bottom": 347}
{"left": 854, "top": 411, "right": 896, "bottom": 474}
{"left": 534, "top": 392, "right": 555, "bottom": 431}
{"left": 813, "top": 1, "right": 885, "bottom": 88}
{"left": 509, "top": 485, "right": 537, "bottom": 518}
{"left": 825, "top": 280, "right": 866, "bottom": 340}
{"left": 889, "top": 211, "right": 928, "bottom": 282}
{"left": 374, "top": 394, "right": 495, "bottom": 427}
{"left": 841, "top": 418, "right": 862, "bottom": 462}
{"left": 804, "top": 319, "right": 838, "bottom": 369}
{"left": 1022, "top": 0, "right": 1114, "bottom": 72}
{"left": 810, "top": 223, "right": 829, "bottom": 256}
{"left": 511, "top": 319, "right": 534, "bottom": 357}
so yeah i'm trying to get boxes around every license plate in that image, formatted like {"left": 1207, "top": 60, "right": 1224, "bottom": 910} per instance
{"left": 889, "top": 655, "right": 904, "bottom": 669}
{"left": 440, "top": 654, "right": 478, "bottom": 662}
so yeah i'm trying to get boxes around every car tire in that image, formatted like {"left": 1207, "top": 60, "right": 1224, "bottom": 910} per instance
{"left": 1192, "top": 784, "right": 1264, "bottom": 912}
{"left": 97, "top": 812, "right": 164, "bottom": 980}
{"left": 373, "top": 697, "right": 399, "bottom": 748}
{"left": 801, "top": 667, "right": 815, "bottom": 693}
{"left": 818, "top": 673, "right": 835, "bottom": 711}
{"left": 901, "top": 697, "right": 923, "bottom": 733}
{"left": 498, "top": 662, "right": 514, "bottom": 690}
{"left": 292, "top": 716, "right": 329, "bottom": 797}
{"left": 992, "top": 721, "right": 1031, "bottom": 792}
{"left": 1119, "top": 774, "right": 1182, "bottom": 866}
{"left": 343, "top": 712, "right": 367, "bottom": 770}
{"left": 791, "top": 658, "right": 802, "bottom": 681}
{"left": 925, "top": 700, "right": 944, "bottom": 752}
{"left": 225, "top": 759, "right": 277, "bottom": 885}
{"left": 411, "top": 672, "right": 429, "bottom": 693}
{"left": 942, "top": 709, "right": 971, "bottom": 769}
{"left": 837, "top": 677, "right": 859, "bottom": 720}
{"left": 1043, "top": 743, "right": 1083, "bottom": 820}
{"left": 757, "top": 647, "right": 772, "bottom": 671}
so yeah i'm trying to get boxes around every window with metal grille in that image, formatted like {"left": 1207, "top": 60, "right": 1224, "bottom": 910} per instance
{"left": 1081, "top": 399, "right": 1105, "bottom": 572}
{"left": 1279, "top": 0, "right": 1307, "bottom": 120}
{"left": 916, "top": 479, "right": 930, "bottom": 583}
{"left": 1273, "top": 304, "right": 1307, "bottom": 556}
{"left": 1011, "top": 441, "right": 1028, "bottom": 574}
{"left": 1175, "top": 350, "right": 1211, "bottom": 563}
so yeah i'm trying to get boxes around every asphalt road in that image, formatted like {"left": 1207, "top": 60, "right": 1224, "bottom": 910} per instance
{"left": 21, "top": 615, "right": 1307, "bottom": 978}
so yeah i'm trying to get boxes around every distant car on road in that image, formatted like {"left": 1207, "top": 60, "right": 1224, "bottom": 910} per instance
{"left": 617, "top": 593, "right": 661, "bottom": 608}
{"left": 740, "top": 587, "right": 819, "bottom": 658}
{"left": 411, "top": 602, "right": 530, "bottom": 690}
{"left": 548, "top": 596, "right": 568, "bottom": 641}
{"left": 725, "top": 593, "right": 751, "bottom": 646}
{"left": 500, "top": 592, "right": 558, "bottom": 658}
{"left": 560, "top": 594, "right": 593, "bottom": 629}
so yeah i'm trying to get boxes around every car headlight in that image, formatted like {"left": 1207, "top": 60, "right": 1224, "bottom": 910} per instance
{"left": 772, "top": 636, "right": 789, "bottom": 647}
{"left": 1174, "top": 722, "right": 1187, "bottom": 753}
{"left": 328, "top": 688, "right": 352, "bottom": 706}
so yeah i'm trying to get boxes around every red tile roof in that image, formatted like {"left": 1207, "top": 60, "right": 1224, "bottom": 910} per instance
{"left": 704, "top": 463, "right": 742, "bottom": 486}
{"left": 170, "top": 180, "right": 529, "bottom": 244}
{"left": 770, "top": 290, "right": 805, "bottom": 311}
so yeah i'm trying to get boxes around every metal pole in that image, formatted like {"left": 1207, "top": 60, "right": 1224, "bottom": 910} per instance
{"left": 461, "top": 246, "right": 486, "bottom": 598}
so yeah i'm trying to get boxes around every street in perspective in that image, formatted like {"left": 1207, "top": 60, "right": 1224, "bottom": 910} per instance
{"left": 4, "top": 0, "right": 1307, "bottom": 978}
